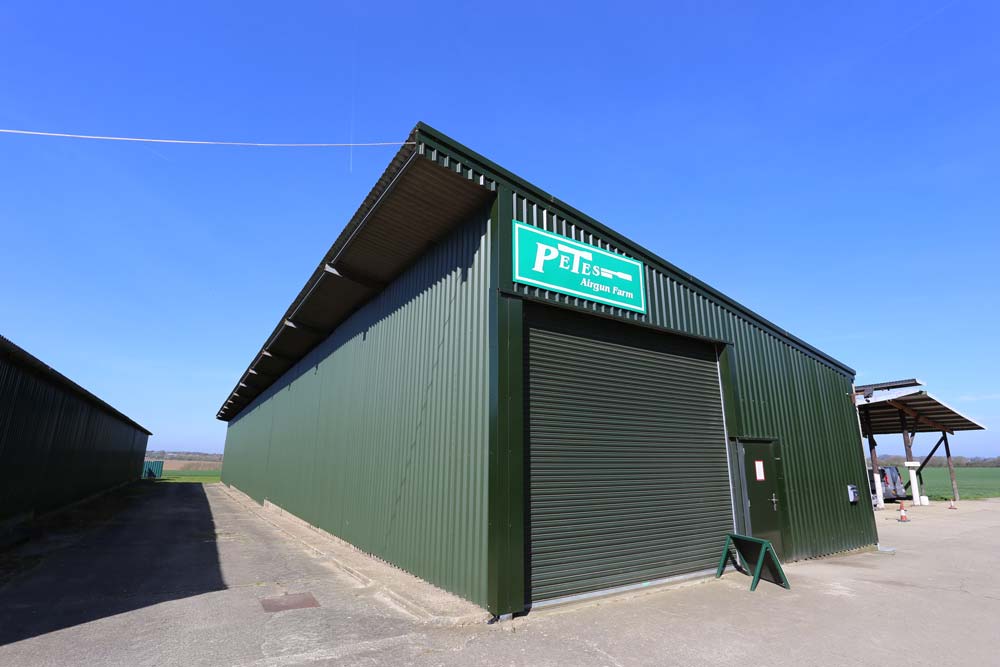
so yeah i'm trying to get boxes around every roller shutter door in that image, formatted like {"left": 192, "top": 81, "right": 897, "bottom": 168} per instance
{"left": 527, "top": 304, "right": 734, "bottom": 603}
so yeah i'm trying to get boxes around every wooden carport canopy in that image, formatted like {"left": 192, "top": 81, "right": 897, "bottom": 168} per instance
{"left": 856, "top": 386, "right": 986, "bottom": 502}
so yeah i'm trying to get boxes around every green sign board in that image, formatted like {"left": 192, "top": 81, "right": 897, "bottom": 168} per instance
{"left": 716, "top": 533, "right": 790, "bottom": 592}
{"left": 512, "top": 221, "right": 647, "bottom": 314}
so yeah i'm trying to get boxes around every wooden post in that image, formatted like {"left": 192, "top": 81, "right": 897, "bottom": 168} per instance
{"left": 863, "top": 409, "right": 884, "bottom": 507}
{"left": 913, "top": 434, "right": 945, "bottom": 478}
{"left": 900, "top": 411, "right": 914, "bottom": 461}
{"left": 943, "top": 431, "right": 960, "bottom": 502}
{"left": 900, "top": 410, "right": 923, "bottom": 503}
{"left": 868, "top": 433, "right": 880, "bottom": 472}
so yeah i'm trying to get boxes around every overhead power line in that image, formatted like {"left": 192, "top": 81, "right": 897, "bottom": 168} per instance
{"left": 0, "top": 128, "right": 412, "bottom": 148}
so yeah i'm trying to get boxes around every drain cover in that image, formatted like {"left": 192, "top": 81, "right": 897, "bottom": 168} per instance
{"left": 260, "top": 592, "right": 320, "bottom": 612}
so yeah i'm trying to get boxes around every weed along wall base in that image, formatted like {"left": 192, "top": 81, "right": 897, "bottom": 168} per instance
{"left": 218, "top": 122, "right": 878, "bottom": 616}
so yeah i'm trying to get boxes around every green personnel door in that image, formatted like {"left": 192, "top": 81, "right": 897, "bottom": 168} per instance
{"left": 740, "top": 441, "right": 786, "bottom": 559}
{"left": 525, "top": 304, "right": 735, "bottom": 605}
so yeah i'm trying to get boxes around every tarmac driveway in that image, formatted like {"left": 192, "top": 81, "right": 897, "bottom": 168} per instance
{"left": 1, "top": 482, "right": 998, "bottom": 666}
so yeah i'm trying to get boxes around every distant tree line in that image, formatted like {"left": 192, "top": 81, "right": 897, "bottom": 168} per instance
{"left": 867, "top": 454, "right": 1000, "bottom": 468}
{"left": 145, "top": 450, "right": 223, "bottom": 462}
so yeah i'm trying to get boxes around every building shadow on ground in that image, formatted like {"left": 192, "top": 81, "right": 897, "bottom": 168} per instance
{"left": 0, "top": 481, "right": 225, "bottom": 646}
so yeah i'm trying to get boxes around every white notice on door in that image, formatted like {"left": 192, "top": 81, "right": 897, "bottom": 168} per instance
{"left": 754, "top": 460, "right": 765, "bottom": 481}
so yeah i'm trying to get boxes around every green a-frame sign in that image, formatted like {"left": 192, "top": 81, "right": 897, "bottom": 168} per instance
{"left": 716, "top": 534, "right": 790, "bottom": 592}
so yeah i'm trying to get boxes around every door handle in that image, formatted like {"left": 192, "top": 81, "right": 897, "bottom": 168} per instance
{"left": 770, "top": 493, "right": 779, "bottom": 510}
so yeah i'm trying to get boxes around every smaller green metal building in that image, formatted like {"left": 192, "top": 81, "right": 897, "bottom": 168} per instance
{"left": 219, "top": 123, "right": 877, "bottom": 615}
{"left": 1, "top": 335, "right": 151, "bottom": 538}
{"left": 141, "top": 460, "right": 165, "bottom": 479}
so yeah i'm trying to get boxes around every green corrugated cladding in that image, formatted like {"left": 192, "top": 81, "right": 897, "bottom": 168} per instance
{"left": 222, "top": 125, "right": 879, "bottom": 614}
{"left": 0, "top": 354, "right": 149, "bottom": 525}
{"left": 505, "top": 189, "right": 878, "bottom": 561}
{"left": 221, "top": 211, "right": 493, "bottom": 607}
{"left": 141, "top": 460, "right": 164, "bottom": 478}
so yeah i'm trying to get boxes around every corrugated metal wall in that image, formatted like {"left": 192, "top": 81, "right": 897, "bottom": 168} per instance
{"left": 509, "top": 192, "right": 877, "bottom": 560}
{"left": 141, "top": 460, "right": 164, "bottom": 478}
{"left": 221, "top": 211, "right": 493, "bottom": 606}
{"left": 0, "top": 353, "right": 149, "bottom": 525}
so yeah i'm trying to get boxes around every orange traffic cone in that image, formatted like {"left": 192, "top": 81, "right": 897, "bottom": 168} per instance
{"left": 898, "top": 501, "right": 910, "bottom": 522}
{"left": 948, "top": 500, "right": 958, "bottom": 510}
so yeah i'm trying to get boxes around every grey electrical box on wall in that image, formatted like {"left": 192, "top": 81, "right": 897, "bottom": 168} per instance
{"left": 847, "top": 484, "right": 860, "bottom": 504}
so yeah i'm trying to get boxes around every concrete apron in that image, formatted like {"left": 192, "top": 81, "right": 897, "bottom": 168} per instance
{"left": 222, "top": 485, "right": 749, "bottom": 622}
{"left": 219, "top": 485, "right": 490, "bottom": 627}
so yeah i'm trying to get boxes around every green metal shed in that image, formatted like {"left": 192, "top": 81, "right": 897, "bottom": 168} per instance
{"left": 1, "top": 335, "right": 151, "bottom": 537}
{"left": 218, "top": 123, "right": 877, "bottom": 615}
{"left": 141, "top": 460, "right": 164, "bottom": 479}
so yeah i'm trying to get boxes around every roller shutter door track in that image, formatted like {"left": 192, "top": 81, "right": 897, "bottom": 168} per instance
{"left": 526, "top": 304, "right": 734, "bottom": 604}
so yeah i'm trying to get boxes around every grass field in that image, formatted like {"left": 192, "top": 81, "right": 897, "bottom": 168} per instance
{"left": 158, "top": 469, "right": 221, "bottom": 484}
{"left": 150, "top": 466, "right": 1000, "bottom": 494}
{"left": 916, "top": 467, "right": 1000, "bottom": 500}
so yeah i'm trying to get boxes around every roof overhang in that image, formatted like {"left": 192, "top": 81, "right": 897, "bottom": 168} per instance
{"left": 216, "top": 127, "right": 496, "bottom": 421}
{"left": 0, "top": 335, "right": 152, "bottom": 435}
{"left": 855, "top": 378, "right": 923, "bottom": 398}
{"left": 219, "top": 121, "right": 862, "bottom": 422}
{"left": 857, "top": 390, "right": 986, "bottom": 436}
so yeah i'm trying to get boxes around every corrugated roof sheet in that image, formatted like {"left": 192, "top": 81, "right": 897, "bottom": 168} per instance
{"left": 0, "top": 334, "right": 152, "bottom": 435}
{"left": 218, "top": 121, "right": 858, "bottom": 422}
{"left": 857, "top": 390, "right": 985, "bottom": 435}
{"left": 216, "top": 126, "right": 496, "bottom": 421}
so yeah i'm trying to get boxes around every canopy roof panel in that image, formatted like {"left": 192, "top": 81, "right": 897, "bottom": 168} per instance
{"left": 857, "top": 390, "right": 986, "bottom": 436}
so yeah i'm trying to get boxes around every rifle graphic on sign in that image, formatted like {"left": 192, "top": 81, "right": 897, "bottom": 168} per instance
{"left": 513, "top": 221, "right": 647, "bottom": 314}
{"left": 597, "top": 267, "right": 633, "bottom": 281}
{"left": 554, "top": 244, "right": 634, "bottom": 282}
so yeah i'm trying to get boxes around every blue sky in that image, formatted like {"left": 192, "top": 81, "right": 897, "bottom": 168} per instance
{"left": 1, "top": 1, "right": 997, "bottom": 456}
